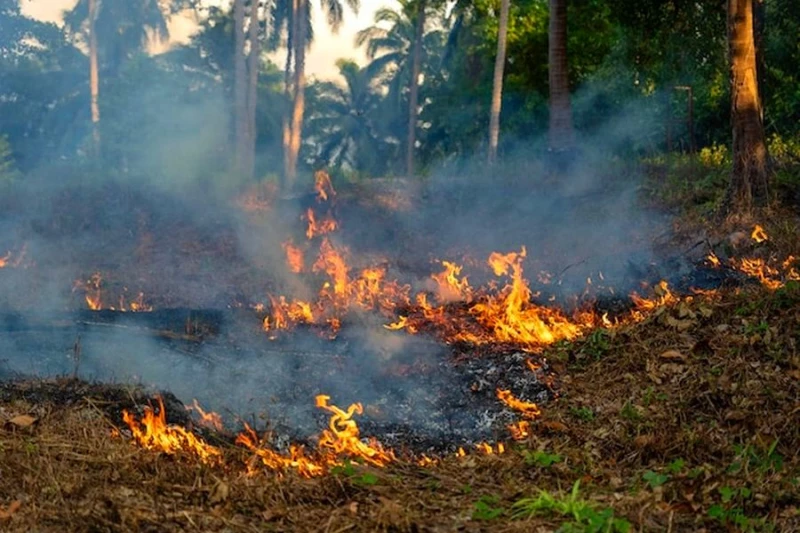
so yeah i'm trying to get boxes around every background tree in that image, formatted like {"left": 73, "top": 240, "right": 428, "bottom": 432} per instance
{"left": 488, "top": 0, "right": 510, "bottom": 163}
{"left": 548, "top": 0, "right": 574, "bottom": 153}
{"left": 725, "top": 0, "right": 770, "bottom": 213}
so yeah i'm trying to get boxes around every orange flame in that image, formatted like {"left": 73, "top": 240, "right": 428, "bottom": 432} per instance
{"left": 508, "top": 420, "right": 531, "bottom": 440}
{"left": 496, "top": 389, "right": 542, "bottom": 419}
{"left": 314, "top": 170, "right": 336, "bottom": 202}
{"left": 751, "top": 224, "right": 768, "bottom": 243}
{"left": 282, "top": 240, "right": 305, "bottom": 273}
{"left": 186, "top": 399, "right": 224, "bottom": 432}
{"left": 122, "top": 397, "right": 222, "bottom": 464}
{"left": 315, "top": 395, "right": 395, "bottom": 467}
{"left": 431, "top": 261, "right": 472, "bottom": 303}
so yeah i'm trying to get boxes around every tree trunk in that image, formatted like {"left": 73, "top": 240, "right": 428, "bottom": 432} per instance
{"left": 88, "top": 0, "right": 100, "bottom": 158}
{"left": 725, "top": 0, "right": 770, "bottom": 214}
{"left": 488, "top": 0, "right": 510, "bottom": 164}
{"left": 282, "top": 0, "right": 298, "bottom": 188}
{"left": 547, "top": 0, "right": 573, "bottom": 153}
{"left": 406, "top": 0, "right": 425, "bottom": 178}
{"left": 245, "top": 0, "right": 260, "bottom": 180}
{"left": 233, "top": 0, "right": 247, "bottom": 175}
{"left": 286, "top": 0, "right": 307, "bottom": 187}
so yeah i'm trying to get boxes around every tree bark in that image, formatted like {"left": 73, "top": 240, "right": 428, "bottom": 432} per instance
{"left": 282, "top": 0, "right": 298, "bottom": 188}
{"left": 88, "top": 0, "right": 100, "bottom": 158}
{"left": 233, "top": 0, "right": 247, "bottom": 175}
{"left": 725, "top": 0, "right": 770, "bottom": 214}
{"left": 245, "top": 0, "right": 260, "bottom": 180}
{"left": 547, "top": 0, "right": 574, "bottom": 153}
{"left": 488, "top": 0, "right": 510, "bottom": 164}
{"left": 286, "top": 0, "right": 307, "bottom": 186}
{"left": 406, "top": 0, "right": 425, "bottom": 178}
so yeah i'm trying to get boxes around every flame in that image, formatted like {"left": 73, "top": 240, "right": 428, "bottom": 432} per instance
{"left": 74, "top": 272, "right": 103, "bottom": 310}
{"left": 508, "top": 420, "right": 531, "bottom": 440}
{"left": 496, "top": 389, "right": 542, "bottom": 419}
{"left": 707, "top": 252, "right": 721, "bottom": 268}
{"left": 282, "top": 240, "right": 305, "bottom": 273}
{"left": 236, "top": 424, "right": 324, "bottom": 477}
{"left": 122, "top": 397, "right": 223, "bottom": 464}
{"left": 186, "top": 399, "right": 224, "bottom": 432}
{"left": 751, "top": 224, "right": 768, "bottom": 243}
{"left": 630, "top": 280, "right": 677, "bottom": 311}
{"left": 733, "top": 258, "right": 784, "bottom": 290}
{"left": 304, "top": 208, "right": 338, "bottom": 239}
{"left": 314, "top": 170, "right": 336, "bottom": 202}
{"left": 0, "top": 245, "right": 27, "bottom": 269}
{"left": 431, "top": 261, "right": 472, "bottom": 303}
{"left": 315, "top": 395, "right": 394, "bottom": 467}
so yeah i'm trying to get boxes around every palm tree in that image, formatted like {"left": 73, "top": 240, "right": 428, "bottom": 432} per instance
{"left": 64, "top": 0, "right": 177, "bottom": 158}
{"left": 725, "top": 0, "right": 770, "bottom": 214}
{"left": 304, "top": 59, "right": 385, "bottom": 173}
{"left": 275, "top": 0, "right": 360, "bottom": 187}
{"left": 488, "top": 0, "right": 510, "bottom": 164}
{"left": 356, "top": 0, "right": 445, "bottom": 175}
{"left": 547, "top": 0, "right": 574, "bottom": 153}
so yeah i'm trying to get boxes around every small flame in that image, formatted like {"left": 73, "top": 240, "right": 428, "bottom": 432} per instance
{"left": 314, "top": 170, "right": 336, "bottom": 202}
{"left": 122, "top": 397, "right": 223, "bottom": 464}
{"left": 315, "top": 395, "right": 394, "bottom": 467}
{"left": 751, "top": 224, "right": 768, "bottom": 243}
{"left": 186, "top": 399, "right": 224, "bottom": 432}
{"left": 282, "top": 240, "right": 305, "bottom": 273}
{"left": 496, "top": 389, "right": 542, "bottom": 419}
{"left": 508, "top": 420, "right": 531, "bottom": 440}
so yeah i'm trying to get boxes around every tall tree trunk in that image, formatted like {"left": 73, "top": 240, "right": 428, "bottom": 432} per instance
{"left": 286, "top": 0, "right": 307, "bottom": 186}
{"left": 547, "top": 0, "right": 573, "bottom": 153}
{"left": 233, "top": 0, "right": 247, "bottom": 174}
{"left": 488, "top": 0, "right": 510, "bottom": 164}
{"left": 88, "top": 0, "right": 100, "bottom": 158}
{"left": 282, "top": 0, "right": 298, "bottom": 188}
{"left": 725, "top": 0, "right": 770, "bottom": 214}
{"left": 245, "top": 0, "right": 260, "bottom": 179}
{"left": 406, "top": 0, "right": 425, "bottom": 178}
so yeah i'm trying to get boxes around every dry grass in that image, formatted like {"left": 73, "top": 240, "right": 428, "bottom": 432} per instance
{"left": 1, "top": 279, "right": 799, "bottom": 532}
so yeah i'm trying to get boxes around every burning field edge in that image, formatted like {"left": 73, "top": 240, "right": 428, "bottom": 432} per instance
{"left": 1, "top": 275, "right": 799, "bottom": 532}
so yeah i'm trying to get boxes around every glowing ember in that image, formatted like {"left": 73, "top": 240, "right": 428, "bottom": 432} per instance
{"left": 122, "top": 397, "right": 223, "bottom": 464}
{"left": 496, "top": 389, "right": 542, "bottom": 419}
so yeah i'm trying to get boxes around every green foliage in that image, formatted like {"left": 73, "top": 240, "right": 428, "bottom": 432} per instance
{"left": 619, "top": 401, "right": 642, "bottom": 422}
{"left": 570, "top": 406, "right": 596, "bottom": 421}
{"left": 523, "top": 450, "right": 563, "bottom": 467}
{"left": 642, "top": 470, "right": 668, "bottom": 489}
{"left": 472, "top": 495, "right": 505, "bottom": 520}
{"left": 330, "top": 460, "right": 380, "bottom": 486}
{"left": 512, "top": 481, "right": 631, "bottom": 533}
{"left": 727, "top": 440, "right": 784, "bottom": 476}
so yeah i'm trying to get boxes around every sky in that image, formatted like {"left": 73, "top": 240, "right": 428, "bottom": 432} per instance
{"left": 19, "top": 0, "right": 390, "bottom": 80}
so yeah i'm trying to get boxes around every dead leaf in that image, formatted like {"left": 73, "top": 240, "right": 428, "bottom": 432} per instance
{"left": 724, "top": 410, "right": 747, "bottom": 422}
{"left": 4, "top": 415, "right": 37, "bottom": 431}
{"left": 540, "top": 420, "right": 568, "bottom": 433}
{"left": 261, "top": 509, "right": 285, "bottom": 522}
{"left": 0, "top": 500, "right": 21, "bottom": 520}
{"left": 634, "top": 435, "right": 654, "bottom": 448}
{"left": 208, "top": 481, "right": 230, "bottom": 504}
{"left": 659, "top": 350, "right": 687, "bottom": 362}
{"left": 346, "top": 502, "right": 359, "bottom": 515}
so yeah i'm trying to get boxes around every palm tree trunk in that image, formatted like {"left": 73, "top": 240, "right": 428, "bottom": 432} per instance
{"left": 488, "top": 0, "right": 510, "bottom": 164}
{"left": 725, "top": 0, "right": 770, "bottom": 214}
{"left": 286, "top": 0, "right": 307, "bottom": 186}
{"left": 406, "top": 0, "right": 425, "bottom": 178}
{"left": 547, "top": 0, "right": 573, "bottom": 153}
{"left": 282, "top": 0, "right": 298, "bottom": 188}
{"left": 234, "top": 0, "right": 247, "bottom": 174}
{"left": 245, "top": 0, "right": 260, "bottom": 179}
{"left": 88, "top": 0, "right": 100, "bottom": 158}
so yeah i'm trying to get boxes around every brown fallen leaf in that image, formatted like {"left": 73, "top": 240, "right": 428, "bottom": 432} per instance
{"left": 540, "top": 420, "right": 568, "bottom": 433}
{"left": 4, "top": 415, "right": 37, "bottom": 431}
{"left": 208, "top": 481, "right": 230, "bottom": 504}
{"left": 659, "top": 350, "right": 687, "bottom": 362}
{"left": 0, "top": 500, "right": 21, "bottom": 520}
{"left": 633, "top": 434, "right": 654, "bottom": 448}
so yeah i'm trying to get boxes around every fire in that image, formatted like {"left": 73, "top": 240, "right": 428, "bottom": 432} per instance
{"left": 315, "top": 395, "right": 395, "bottom": 467}
{"left": 630, "top": 280, "right": 677, "bottom": 311}
{"left": 122, "top": 397, "right": 223, "bottom": 464}
{"left": 74, "top": 272, "right": 103, "bottom": 310}
{"left": 751, "top": 224, "right": 768, "bottom": 243}
{"left": 314, "top": 170, "right": 336, "bottom": 202}
{"left": 236, "top": 424, "right": 324, "bottom": 477}
{"left": 282, "top": 240, "right": 305, "bottom": 273}
{"left": 304, "top": 208, "right": 338, "bottom": 239}
{"left": 0, "top": 245, "right": 27, "bottom": 269}
{"left": 186, "top": 399, "right": 224, "bottom": 432}
{"left": 431, "top": 261, "right": 472, "bottom": 303}
{"left": 733, "top": 257, "right": 785, "bottom": 290}
{"left": 496, "top": 389, "right": 542, "bottom": 419}
{"left": 508, "top": 420, "right": 531, "bottom": 440}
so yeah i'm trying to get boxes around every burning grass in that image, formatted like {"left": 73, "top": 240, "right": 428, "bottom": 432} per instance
{"left": 1, "top": 280, "right": 798, "bottom": 532}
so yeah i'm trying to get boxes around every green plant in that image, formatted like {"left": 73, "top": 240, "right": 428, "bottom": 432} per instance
{"left": 585, "top": 330, "right": 611, "bottom": 359}
{"left": 330, "top": 460, "right": 379, "bottom": 486}
{"left": 666, "top": 458, "right": 685, "bottom": 474}
{"left": 524, "top": 450, "right": 563, "bottom": 467}
{"left": 728, "top": 440, "right": 783, "bottom": 475}
{"left": 512, "top": 481, "right": 631, "bottom": 532}
{"left": 620, "top": 401, "right": 643, "bottom": 422}
{"left": 472, "top": 495, "right": 505, "bottom": 520}
{"left": 570, "top": 406, "right": 596, "bottom": 421}
{"left": 642, "top": 470, "right": 669, "bottom": 489}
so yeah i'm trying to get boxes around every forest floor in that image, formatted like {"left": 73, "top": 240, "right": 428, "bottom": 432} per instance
{"left": 1, "top": 174, "right": 800, "bottom": 531}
